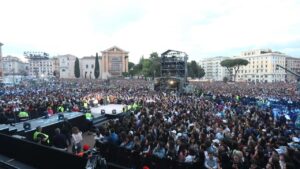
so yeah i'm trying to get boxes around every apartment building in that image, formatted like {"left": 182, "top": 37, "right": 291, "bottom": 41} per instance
{"left": 199, "top": 56, "right": 230, "bottom": 81}
{"left": 26, "top": 53, "right": 55, "bottom": 78}
{"left": 236, "top": 49, "right": 287, "bottom": 83}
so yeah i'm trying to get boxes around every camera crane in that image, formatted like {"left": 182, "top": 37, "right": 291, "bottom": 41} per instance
{"left": 276, "top": 64, "right": 300, "bottom": 94}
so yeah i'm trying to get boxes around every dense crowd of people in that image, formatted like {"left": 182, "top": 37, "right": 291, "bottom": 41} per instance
{"left": 0, "top": 79, "right": 299, "bottom": 168}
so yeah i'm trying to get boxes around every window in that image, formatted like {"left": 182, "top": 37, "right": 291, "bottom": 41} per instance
{"left": 91, "top": 64, "right": 94, "bottom": 69}
{"left": 62, "top": 69, "right": 65, "bottom": 72}
{"left": 86, "top": 64, "right": 88, "bottom": 69}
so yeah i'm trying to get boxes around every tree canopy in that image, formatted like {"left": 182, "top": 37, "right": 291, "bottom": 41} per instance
{"left": 220, "top": 58, "right": 249, "bottom": 81}
{"left": 129, "top": 52, "right": 161, "bottom": 78}
{"left": 188, "top": 60, "right": 205, "bottom": 79}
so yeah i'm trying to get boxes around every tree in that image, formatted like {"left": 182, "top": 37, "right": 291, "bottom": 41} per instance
{"left": 220, "top": 58, "right": 249, "bottom": 81}
{"left": 53, "top": 70, "right": 59, "bottom": 78}
{"left": 223, "top": 77, "right": 229, "bottom": 83}
{"left": 74, "top": 57, "right": 80, "bottom": 78}
{"left": 131, "top": 56, "right": 144, "bottom": 76}
{"left": 128, "top": 62, "right": 135, "bottom": 77}
{"left": 188, "top": 60, "right": 205, "bottom": 79}
{"left": 198, "top": 66, "right": 205, "bottom": 79}
{"left": 128, "top": 62, "right": 135, "bottom": 71}
{"left": 94, "top": 53, "right": 100, "bottom": 79}
{"left": 142, "top": 59, "right": 152, "bottom": 77}
{"left": 122, "top": 72, "right": 130, "bottom": 77}
{"left": 149, "top": 52, "right": 161, "bottom": 78}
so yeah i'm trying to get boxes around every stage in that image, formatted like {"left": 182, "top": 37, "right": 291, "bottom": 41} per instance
{"left": 90, "top": 104, "right": 126, "bottom": 118}
{"left": 0, "top": 112, "right": 85, "bottom": 140}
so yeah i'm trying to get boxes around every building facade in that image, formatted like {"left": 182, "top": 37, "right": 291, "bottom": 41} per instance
{"left": 52, "top": 57, "right": 60, "bottom": 78}
{"left": 80, "top": 56, "right": 101, "bottom": 79}
{"left": 199, "top": 56, "right": 230, "bottom": 81}
{"left": 58, "top": 54, "right": 76, "bottom": 79}
{"left": 0, "top": 42, "right": 3, "bottom": 82}
{"left": 2, "top": 56, "right": 27, "bottom": 76}
{"left": 236, "top": 49, "right": 287, "bottom": 83}
{"left": 286, "top": 56, "right": 300, "bottom": 82}
{"left": 27, "top": 54, "right": 55, "bottom": 78}
{"left": 101, "top": 46, "right": 129, "bottom": 79}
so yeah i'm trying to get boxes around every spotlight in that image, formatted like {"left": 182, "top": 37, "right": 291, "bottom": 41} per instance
{"left": 101, "top": 109, "right": 105, "bottom": 115}
{"left": 169, "top": 80, "right": 175, "bottom": 85}
{"left": 58, "top": 113, "right": 64, "bottom": 121}
{"left": 112, "top": 109, "right": 117, "bottom": 114}
{"left": 23, "top": 122, "right": 31, "bottom": 130}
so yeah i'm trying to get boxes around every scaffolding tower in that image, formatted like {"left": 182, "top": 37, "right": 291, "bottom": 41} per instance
{"left": 155, "top": 50, "right": 188, "bottom": 92}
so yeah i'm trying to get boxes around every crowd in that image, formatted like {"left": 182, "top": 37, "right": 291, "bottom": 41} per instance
{"left": 0, "top": 79, "right": 299, "bottom": 169}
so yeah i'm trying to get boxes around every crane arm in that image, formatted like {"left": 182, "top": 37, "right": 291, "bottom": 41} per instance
{"left": 276, "top": 64, "right": 300, "bottom": 78}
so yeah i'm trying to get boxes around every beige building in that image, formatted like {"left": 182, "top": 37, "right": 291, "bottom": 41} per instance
{"left": 199, "top": 56, "right": 230, "bottom": 81}
{"left": 101, "top": 46, "right": 129, "bottom": 79}
{"left": 236, "top": 49, "right": 287, "bottom": 83}
{"left": 58, "top": 54, "right": 76, "bottom": 79}
{"left": 0, "top": 42, "right": 3, "bottom": 82}
{"left": 27, "top": 54, "right": 55, "bottom": 78}
{"left": 80, "top": 56, "right": 101, "bottom": 79}
{"left": 2, "top": 56, "right": 27, "bottom": 76}
{"left": 52, "top": 57, "right": 60, "bottom": 78}
{"left": 286, "top": 56, "right": 300, "bottom": 82}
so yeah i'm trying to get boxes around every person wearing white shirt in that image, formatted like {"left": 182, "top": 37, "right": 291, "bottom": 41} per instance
{"left": 71, "top": 126, "right": 83, "bottom": 154}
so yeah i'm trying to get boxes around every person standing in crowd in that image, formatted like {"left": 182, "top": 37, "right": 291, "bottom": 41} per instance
{"left": 52, "top": 128, "right": 68, "bottom": 151}
{"left": 71, "top": 126, "right": 83, "bottom": 154}
{"left": 152, "top": 141, "right": 166, "bottom": 159}
{"left": 204, "top": 151, "right": 218, "bottom": 169}
{"left": 61, "top": 118, "right": 72, "bottom": 145}
{"left": 47, "top": 106, "right": 54, "bottom": 116}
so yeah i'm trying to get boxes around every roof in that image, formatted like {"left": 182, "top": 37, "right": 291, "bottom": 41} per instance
{"left": 161, "top": 49, "right": 188, "bottom": 57}
{"left": 101, "top": 46, "right": 129, "bottom": 53}
{"left": 81, "top": 56, "right": 96, "bottom": 60}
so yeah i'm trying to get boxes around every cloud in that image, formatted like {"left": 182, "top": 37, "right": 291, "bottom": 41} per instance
{"left": 1, "top": 0, "right": 300, "bottom": 63}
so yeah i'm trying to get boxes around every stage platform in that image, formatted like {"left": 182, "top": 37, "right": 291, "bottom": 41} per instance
{"left": 0, "top": 112, "right": 85, "bottom": 138}
{"left": 91, "top": 104, "right": 126, "bottom": 118}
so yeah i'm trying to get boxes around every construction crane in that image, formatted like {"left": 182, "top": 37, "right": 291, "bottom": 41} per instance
{"left": 276, "top": 64, "right": 300, "bottom": 94}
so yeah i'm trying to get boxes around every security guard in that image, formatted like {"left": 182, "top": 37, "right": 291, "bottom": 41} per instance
{"left": 18, "top": 110, "right": 29, "bottom": 121}
{"left": 83, "top": 101, "right": 89, "bottom": 110}
{"left": 57, "top": 105, "right": 65, "bottom": 113}
{"left": 85, "top": 111, "right": 94, "bottom": 134}
{"left": 85, "top": 111, "right": 93, "bottom": 121}
{"left": 33, "top": 126, "right": 50, "bottom": 145}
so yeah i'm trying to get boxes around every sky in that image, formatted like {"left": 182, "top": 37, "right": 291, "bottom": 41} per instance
{"left": 1, "top": 0, "right": 300, "bottom": 63}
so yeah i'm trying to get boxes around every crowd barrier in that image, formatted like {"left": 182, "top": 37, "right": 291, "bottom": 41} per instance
{"left": 95, "top": 141, "right": 204, "bottom": 169}
{"left": 0, "top": 133, "right": 87, "bottom": 169}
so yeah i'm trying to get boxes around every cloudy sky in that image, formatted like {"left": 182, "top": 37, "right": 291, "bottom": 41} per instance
{"left": 1, "top": 0, "right": 300, "bottom": 63}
